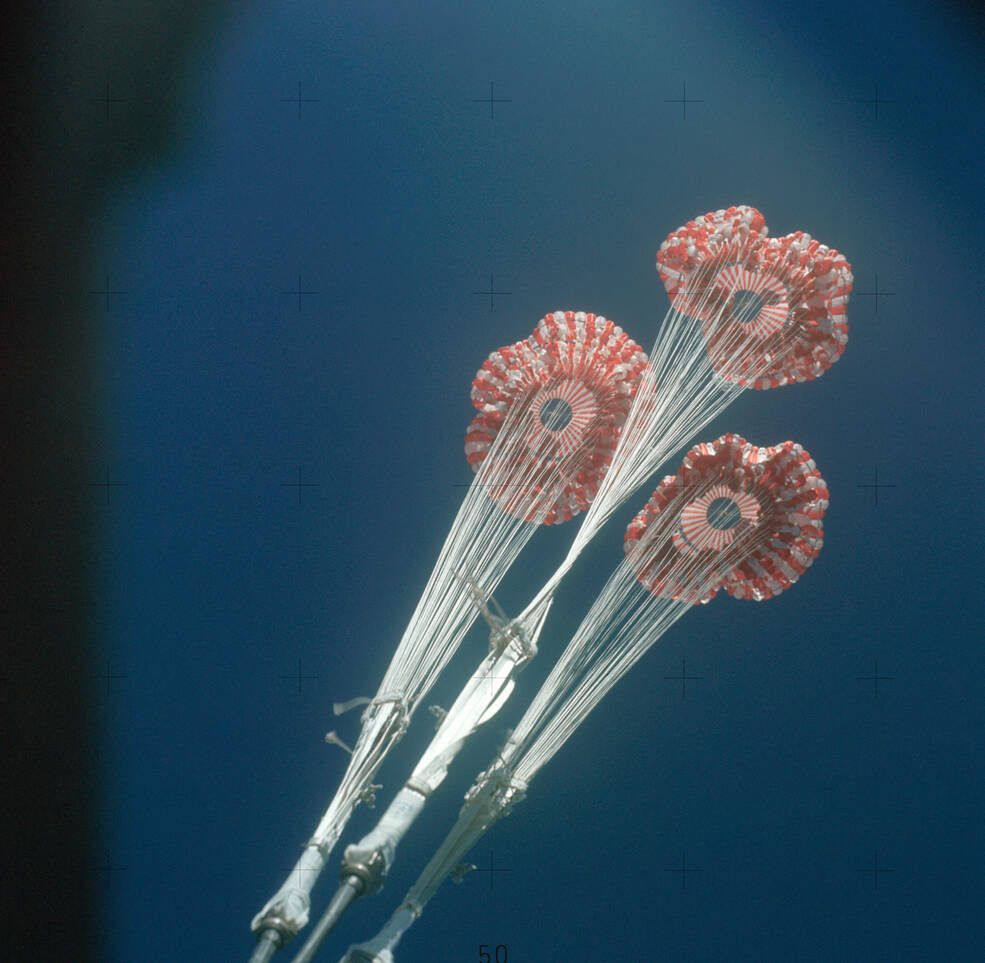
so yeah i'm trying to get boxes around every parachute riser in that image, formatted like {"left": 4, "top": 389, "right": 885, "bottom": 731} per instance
{"left": 250, "top": 695, "right": 415, "bottom": 960}
{"left": 295, "top": 609, "right": 540, "bottom": 956}
{"left": 489, "top": 616, "right": 537, "bottom": 667}
{"left": 462, "top": 761, "right": 528, "bottom": 824}
{"left": 340, "top": 784, "right": 428, "bottom": 890}
{"left": 249, "top": 842, "right": 328, "bottom": 955}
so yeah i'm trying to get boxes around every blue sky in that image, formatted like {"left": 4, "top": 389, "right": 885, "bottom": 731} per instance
{"left": 92, "top": 1, "right": 983, "bottom": 960}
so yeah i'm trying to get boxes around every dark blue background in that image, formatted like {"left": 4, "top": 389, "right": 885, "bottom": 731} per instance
{"left": 91, "top": 1, "right": 983, "bottom": 960}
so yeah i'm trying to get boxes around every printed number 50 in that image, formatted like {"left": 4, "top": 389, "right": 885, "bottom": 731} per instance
{"left": 479, "top": 945, "right": 507, "bottom": 962}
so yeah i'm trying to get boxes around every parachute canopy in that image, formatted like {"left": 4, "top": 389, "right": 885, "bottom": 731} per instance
{"left": 624, "top": 433, "right": 828, "bottom": 603}
{"left": 656, "top": 206, "right": 853, "bottom": 389}
{"left": 466, "top": 311, "right": 649, "bottom": 524}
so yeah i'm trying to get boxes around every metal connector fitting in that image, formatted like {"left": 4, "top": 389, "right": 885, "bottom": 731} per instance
{"left": 340, "top": 847, "right": 388, "bottom": 896}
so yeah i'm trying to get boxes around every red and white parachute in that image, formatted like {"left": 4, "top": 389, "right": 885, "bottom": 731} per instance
{"left": 466, "top": 311, "right": 649, "bottom": 524}
{"left": 624, "top": 433, "right": 828, "bottom": 603}
{"left": 657, "top": 205, "right": 853, "bottom": 389}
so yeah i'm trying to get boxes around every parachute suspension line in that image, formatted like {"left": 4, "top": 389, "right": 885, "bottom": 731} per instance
{"left": 250, "top": 691, "right": 415, "bottom": 948}
{"left": 507, "top": 435, "right": 829, "bottom": 795}
{"left": 375, "top": 382, "right": 602, "bottom": 710}
{"left": 304, "top": 382, "right": 601, "bottom": 854}
{"left": 309, "top": 693, "right": 411, "bottom": 844}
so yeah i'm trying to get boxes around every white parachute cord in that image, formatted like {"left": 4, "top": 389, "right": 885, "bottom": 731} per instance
{"left": 376, "top": 377, "right": 604, "bottom": 709}
{"left": 511, "top": 491, "right": 783, "bottom": 784}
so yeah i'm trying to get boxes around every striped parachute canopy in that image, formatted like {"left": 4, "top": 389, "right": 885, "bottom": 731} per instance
{"left": 624, "top": 433, "right": 828, "bottom": 603}
{"left": 656, "top": 206, "right": 853, "bottom": 389}
{"left": 466, "top": 311, "right": 649, "bottom": 525}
